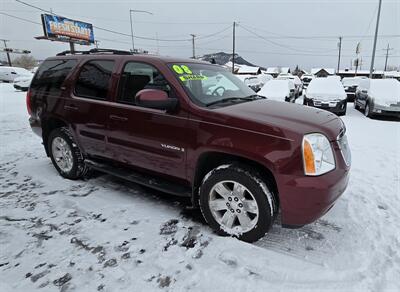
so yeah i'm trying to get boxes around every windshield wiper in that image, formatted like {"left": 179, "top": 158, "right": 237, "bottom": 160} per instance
{"left": 206, "top": 95, "right": 261, "bottom": 107}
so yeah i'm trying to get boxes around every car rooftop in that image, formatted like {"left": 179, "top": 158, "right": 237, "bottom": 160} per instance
{"left": 48, "top": 49, "right": 211, "bottom": 65}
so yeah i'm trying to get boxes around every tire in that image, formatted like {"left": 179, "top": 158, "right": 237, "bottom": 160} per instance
{"left": 48, "top": 127, "right": 89, "bottom": 180}
{"left": 365, "top": 103, "right": 373, "bottom": 118}
{"left": 339, "top": 102, "right": 347, "bottom": 116}
{"left": 199, "top": 164, "right": 276, "bottom": 242}
{"left": 354, "top": 99, "right": 360, "bottom": 110}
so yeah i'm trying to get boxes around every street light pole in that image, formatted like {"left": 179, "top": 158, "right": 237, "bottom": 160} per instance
{"left": 369, "top": 0, "right": 383, "bottom": 78}
{"left": 190, "top": 34, "right": 196, "bottom": 58}
{"left": 337, "top": 36, "right": 342, "bottom": 73}
{"left": 129, "top": 9, "right": 153, "bottom": 53}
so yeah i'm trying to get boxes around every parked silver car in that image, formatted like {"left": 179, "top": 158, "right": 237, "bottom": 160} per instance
{"left": 354, "top": 79, "right": 400, "bottom": 119}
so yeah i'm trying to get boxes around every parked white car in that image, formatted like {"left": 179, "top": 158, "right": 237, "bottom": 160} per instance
{"left": 304, "top": 77, "right": 347, "bottom": 115}
{"left": 0, "top": 66, "right": 33, "bottom": 83}
{"left": 13, "top": 75, "right": 33, "bottom": 91}
{"left": 236, "top": 74, "right": 263, "bottom": 92}
{"left": 258, "top": 79, "right": 296, "bottom": 102}
{"left": 342, "top": 77, "right": 367, "bottom": 101}
{"left": 257, "top": 73, "right": 274, "bottom": 85}
{"left": 277, "top": 74, "right": 303, "bottom": 97}
{"left": 354, "top": 79, "right": 400, "bottom": 118}
{"left": 300, "top": 74, "right": 315, "bottom": 89}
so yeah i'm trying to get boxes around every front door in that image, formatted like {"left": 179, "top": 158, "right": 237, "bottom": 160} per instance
{"left": 107, "top": 61, "right": 188, "bottom": 180}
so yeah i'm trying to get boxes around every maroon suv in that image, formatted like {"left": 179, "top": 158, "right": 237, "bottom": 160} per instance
{"left": 27, "top": 49, "right": 351, "bottom": 242}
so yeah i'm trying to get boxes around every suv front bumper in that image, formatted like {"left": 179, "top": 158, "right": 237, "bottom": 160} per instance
{"left": 304, "top": 97, "right": 347, "bottom": 114}
{"left": 278, "top": 140, "right": 350, "bottom": 227}
{"left": 372, "top": 103, "right": 400, "bottom": 118}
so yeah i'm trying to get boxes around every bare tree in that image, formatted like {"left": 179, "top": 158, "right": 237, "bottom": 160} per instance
{"left": 12, "top": 55, "right": 37, "bottom": 70}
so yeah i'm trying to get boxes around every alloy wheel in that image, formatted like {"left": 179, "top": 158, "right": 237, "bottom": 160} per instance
{"left": 208, "top": 180, "right": 259, "bottom": 234}
{"left": 51, "top": 137, "right": 74, "bottom": 172}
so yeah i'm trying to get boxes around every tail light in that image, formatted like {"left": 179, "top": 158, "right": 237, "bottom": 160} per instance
{"left": 26, "top": 89, "right": 32, "bottom": 116}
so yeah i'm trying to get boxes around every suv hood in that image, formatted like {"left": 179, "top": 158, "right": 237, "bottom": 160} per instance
{"left": 215, "top": 100, "right": 344, "bottom": 142}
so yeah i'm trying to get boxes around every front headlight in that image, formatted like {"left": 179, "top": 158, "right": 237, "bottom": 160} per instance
{"left": 302, "top": 133, "right": 335, "bottom": 176}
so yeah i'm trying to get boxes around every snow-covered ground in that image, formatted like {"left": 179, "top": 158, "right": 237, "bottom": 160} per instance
{"left": 1, "top": 83, "right": 399, "bottom": 292}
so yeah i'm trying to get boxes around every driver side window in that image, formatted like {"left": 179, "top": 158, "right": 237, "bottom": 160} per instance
{"left": 117, "top": 62, "right": 170, "bottom": 105}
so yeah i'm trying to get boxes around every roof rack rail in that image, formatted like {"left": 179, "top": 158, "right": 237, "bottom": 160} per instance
{"left": 56, "top": 48, "right": 134, "bottom": 56}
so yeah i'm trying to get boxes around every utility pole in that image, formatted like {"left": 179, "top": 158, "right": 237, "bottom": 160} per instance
{"left": 1, "top": 39, "right": 12, "bottom": 66}
{"left": 369, "top": 0, "right": 383, "bottom": 78}
{"left": 129, "top": 11, "right": 135, "bottom": 52}
{"left": 383, "top": 43, "right": 394, "bottom": 71}
{"left": 190, "top": 34, "right": 196, "bottom": 59}
{"left": 232, "top": 21, "right": 236, "bottom": 74}
{"left": 337, "top": 36, "right": 342, "bottom": 73}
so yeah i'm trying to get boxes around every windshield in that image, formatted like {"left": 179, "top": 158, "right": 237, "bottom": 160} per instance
{"left": 168, "top": 63, "right": 256, "bottom": 107}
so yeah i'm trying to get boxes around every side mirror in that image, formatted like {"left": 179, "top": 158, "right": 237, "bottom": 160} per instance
{"left": 135, "top": 89, "right": 178, "bottom": 111}
{"left": 361, "top": 89, "right": 368, "bottom": 94}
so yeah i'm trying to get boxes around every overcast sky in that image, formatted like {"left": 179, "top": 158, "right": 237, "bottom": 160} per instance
{"left": 1, "top": 0, "right": 399, "bottom": 70}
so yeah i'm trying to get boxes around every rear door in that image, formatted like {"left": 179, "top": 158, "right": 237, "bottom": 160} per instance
{"left": 106, "top": 61, "right": 188, "bottom": 179}
{"left": 66, "top": 59, "right": 115, "bottom": 158}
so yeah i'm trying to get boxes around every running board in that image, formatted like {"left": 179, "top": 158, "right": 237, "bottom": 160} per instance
{"left": 85, "top": 159, "right": 191, "bottom": 198}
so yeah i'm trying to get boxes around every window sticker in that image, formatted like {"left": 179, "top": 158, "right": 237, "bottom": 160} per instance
{"left": 172, "top": 65, "right": 184, "bottom": 74}
{"left": 181, "top": 65, "right": 192, "bottom": 74}
{"left": 172, "top": 64, "right": 193, "bottom": 75}
{"left": 179, "top": 75, "right": 208, "bottom": 81}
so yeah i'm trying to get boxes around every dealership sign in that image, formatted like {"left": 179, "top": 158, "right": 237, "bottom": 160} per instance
{"left": 41, "top": 14, "right": 94, "bottom": 44}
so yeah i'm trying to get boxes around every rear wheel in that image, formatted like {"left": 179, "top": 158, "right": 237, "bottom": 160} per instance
{"left": 199, "top": 164, "right": 276, "bottom": 242}
{"left": 48, "top": 127, "right": 89, "bottom": 179}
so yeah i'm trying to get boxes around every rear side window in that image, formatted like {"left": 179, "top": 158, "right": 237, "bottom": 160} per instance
{"left": 75, "top": 60, "right": 115, "bottom": 100}
{"left": 31, "top": 59, "right": 77, "bottom": 95}
{"left": 117, "top": 62, "right": 170, "bottom": 104}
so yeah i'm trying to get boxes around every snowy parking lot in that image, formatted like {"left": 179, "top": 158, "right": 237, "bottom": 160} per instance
{"left": 1, "top": 83, "right": 399, "bottom": 291}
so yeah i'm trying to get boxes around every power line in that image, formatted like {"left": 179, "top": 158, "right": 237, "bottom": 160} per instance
{"left": 0, "top": 11, "right": 41, "bottom": 25}
{"left": 237, "top": 23, "right": 400, "bottom": 40}
{"left": 13, "top": 0, "right": 192, "bottom": 42}
{"left": 11, "top": 2, "right": 234, "bottom": 43}
{"left": 238, "top": 24, "right": 341, "bottom": 54}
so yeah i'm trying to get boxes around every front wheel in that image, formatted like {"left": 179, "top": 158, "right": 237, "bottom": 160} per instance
{"left": 354, "top": 99, "right": 360, "bottom": 110}
{"left": 365, "top": 103, "right": 373, "bottom": 118}
{"left": 48, "top": 127, "right": 89, "bottom": 179}
{"left": 199, "top": 164, "right": 276, "bottom": 242}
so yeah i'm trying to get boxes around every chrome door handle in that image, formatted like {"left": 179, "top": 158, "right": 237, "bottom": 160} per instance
{"left": 64, "top": 105, "right": 78, "bottom": 111}
{"left": 109, "top": 115, "right": 128, "bottom": 121}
